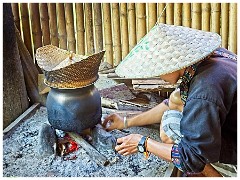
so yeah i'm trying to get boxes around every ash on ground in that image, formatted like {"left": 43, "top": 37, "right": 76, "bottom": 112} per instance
{"left": 3, "top": 106, "right": 169, "bottom": 177}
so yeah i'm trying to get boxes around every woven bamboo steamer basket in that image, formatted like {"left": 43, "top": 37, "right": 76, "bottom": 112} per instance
{"left": 36, "top": 45, "right": 105, "bottom": 89}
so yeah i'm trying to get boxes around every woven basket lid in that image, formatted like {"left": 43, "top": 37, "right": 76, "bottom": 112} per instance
{"left": 115, "top": 23, "right": 221, "bottom": 78}
{"left": 36, "top": 45, "right": 105, "bottom": 89}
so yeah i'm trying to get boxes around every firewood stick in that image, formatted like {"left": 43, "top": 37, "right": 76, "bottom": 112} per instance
{"left": 68, "top": 132, "right": 110, "bottom": 166}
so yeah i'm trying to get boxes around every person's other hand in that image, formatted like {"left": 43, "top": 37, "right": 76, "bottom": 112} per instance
{"left": 115, "top": 134, "right": 143, "bottom": 156}
{"left": 102, "top": 113, "right": 124, "bottom": 131}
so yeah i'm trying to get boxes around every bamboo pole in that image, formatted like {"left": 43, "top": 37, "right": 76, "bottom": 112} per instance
{"left": 11, "top": 3, "right": 21, "bottom": 32}
{"left": 29, "top": 3, "right": 42, "bottom": 52}
{"left": 48, "top": 3, "right": 59, "bottom": 47}
{"left": 75, "top": 3, "right": 85, "bottom": 55}
{"left": 166, "top": 3, "right": 174, "bottom": 25}
{"left": 211, "top": 3, "right": 221, "bottom": 34}
{"left": 19, "top": 3, "right": 33, "bottom": 57}
{"left": 202, "top": 3, "right": 211, "bottom": 31}
{"left": 148, "top": 3, "right": 157, "bottom": 31}
{"left": 136, "top": 3, "right": 146, "bottom": 42}
{"left": 39, "top": 3, "right": 51, "bottom": 45}
{"left": 182, "top": 3, "right": 191, "bottom": 27}
{"left": 128, "top": 3, "right": 137, "bottom": 51}
{"left": 221, "top": 3, "right": 229, "bottom": 49}
{"left": 56, "top": 3, "right": 67, "bottom": 50}
{"left": 85, "top": 3, "right": 94, "bottom": 54}
{"left": 229, "top": 3, "right": 237, "bottom": 54}
{"left": 120, "top": 3, "right": 129, "bottom": 59}
{"left": 174, "top": 3, "right": 182, "bottom": 26}
{"left": 65, "top": 3, "right": 76, "bottom": 53}
{"left": 93, "top": 3, "right": 103, "bottom": 53}
{"left": 102, "top": 3, "right": 113, "bottom": 65}
{"left": 158, "top": 3, "right": 166, "bottom": 23}
{"left": 112, "top": 3, "right": 122, "bottom": 66}
{"left": 191, "top": 3, "right": 201, "bottom": 30}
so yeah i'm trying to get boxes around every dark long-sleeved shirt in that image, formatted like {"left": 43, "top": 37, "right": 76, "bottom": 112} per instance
{"left": 175, "top": 48, "right": 237, "bottom": 173}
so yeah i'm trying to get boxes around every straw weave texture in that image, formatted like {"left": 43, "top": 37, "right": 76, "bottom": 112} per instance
{"left": 116, "top": 23, "right": 221, "bottom": 78}
{"left": 36, "top": 45, "right": 105, "bottom": 88}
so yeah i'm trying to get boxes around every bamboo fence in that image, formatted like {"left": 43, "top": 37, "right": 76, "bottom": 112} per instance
{"left": 12, "top": 3, "right": 237, "bottom": 66}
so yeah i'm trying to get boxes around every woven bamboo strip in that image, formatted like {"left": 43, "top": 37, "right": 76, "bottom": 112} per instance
{"left": 158, "top": 3, "right": 166, "bottom": 23}
{"left": 211, "top": 3, "right": 221, "bottom": 34}
{"left": 65, "top": 3, "right": 76, "bottom": 53}
{"left": 191, "top": 3, "right": 201, "bottom": 30}
{"left": 174, "top": 3, "right": 182, "bottom": 26}
{"left": 112, "top": 3, "right": 122, "bottom": 66}
{"left": 11, "top": 3, "right": 21, "bottom": 32}
{"left": 202, "top": 3, "right": 210, "bottom": 31}
{"left": 128, "top": 3, "right": 137, "bottom": 51}
{"left": 39, "top": 3, "right": 51, "bottom": 45}
{"left": 166, "top": 3, "right": 174, "bottom": 25}
{"left": 85, "top": 3, "right": 94, "bottom": 54}
{"left": 221, "top": 3, "right": 229, "bottom": 49}
{"left": 102, "top": 3, "right": 113, "bottom": 65}
{"left": 93, "top": 3, "right": 103, "bottom": 53}
{"left": 229, "top": 3, "right": 237, "bottom": 53}
{"left": 19, "top": 3, "right": 33, "bottom": 57}
{"left": 75, "top": 3, "right": 85, "bottom": 55}
{"left": 136, "top": 3, "right": 146, "bottom": 42}
{"left": 56, "top": 3, "right": 67, "bottom": 50}
{"left": 148, "top": 3, "right": 157, "bottom": 31}
{"left": 120, "top": 3, "right": 129, "bottom": 59}
{"left": 182, "top": 3, "right": 191, "bottom": 27}
{"left": 47, "top": 3, "right": 59, "bottom": 47}
{"left": 29, "top": 3, "right": 42, "bottom": 52}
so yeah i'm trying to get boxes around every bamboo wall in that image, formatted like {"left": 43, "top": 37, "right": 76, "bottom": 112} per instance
{"left": 11, "top": 3, "right": 238, "bottom": 67}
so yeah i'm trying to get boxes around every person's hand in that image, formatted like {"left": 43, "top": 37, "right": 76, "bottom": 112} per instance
{"left": 115, "top": 134, "right": 143, "bottom": 156}
{"left": 102, "top": 113, "right": 124, "bottom": 131}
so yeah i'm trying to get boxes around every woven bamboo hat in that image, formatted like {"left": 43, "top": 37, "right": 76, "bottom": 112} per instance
{"left": 115, "top": 23, "right": 221, "bottom": 78}
{"left": 36, "top": 45, "right": 105, "bottom": 89}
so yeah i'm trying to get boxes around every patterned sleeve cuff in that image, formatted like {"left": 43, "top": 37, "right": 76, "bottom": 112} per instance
{"left": 171, "top": 144, "right": 184, "bottom": 172}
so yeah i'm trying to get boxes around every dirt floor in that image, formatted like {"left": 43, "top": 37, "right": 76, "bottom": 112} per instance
{"left": 3, "top": 106, "right": 169, "bottom": 177}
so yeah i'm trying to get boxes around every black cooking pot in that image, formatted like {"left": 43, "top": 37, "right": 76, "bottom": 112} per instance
{"left": 46, "top": 84, "right": 102, "bottom": 133}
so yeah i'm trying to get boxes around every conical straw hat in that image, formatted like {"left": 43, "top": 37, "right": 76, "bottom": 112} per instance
{"left": 115, "top": 23, "right": 221, "bottom": 78}
{"left": 36, "top": 45, "right": 105, "bottom": 89}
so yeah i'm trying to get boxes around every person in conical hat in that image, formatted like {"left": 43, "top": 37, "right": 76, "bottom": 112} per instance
{"left": 102, "top": 24, "right": 237, "bottom": 177}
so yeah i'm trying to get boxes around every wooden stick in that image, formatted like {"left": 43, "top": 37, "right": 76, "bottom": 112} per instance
{"left": 11, "top": 3, "right": 21, "bottom": 32}
{"left": 211, "top": 3, "right": 221, "bottom": 34}
{"left": 221, "top": 3, "right": 229, "bottom": 49}
{"left": 166, "top": 3, "right": 174, "bottom": 25}
{"left": 136, "top": 3, "right": 146, "bottom": 42}
{"left": 40, "top": 3, "right": 51, "bottom": 45}
{"left": 158, "top": 3, "right": 166, "bottom": 23}
{"left": 182, "top": 3, "right": 191, "bottom": 27}
{"left": 29, "top": 3, "right": 42, "bottom": 52}
{"left": 148, "top": 3, "right": 157, "bottom": 31}
{"left": 68, "top": 132, "right": 110, "bottom": 166}
{"left": 191, "top": 3, "right": 201, "bottom": 30}
{"left": 120, "top": 3, "right": 129, "bottom": 59}
{"left": 202, "top": 3, "right": 211, "bottom": 31}
{"left": 102, "top": 3, "right": 113, "bottom": 65}
{"left": 174, "top": 3, "right": 182, "bottom": 26}
{"left": 85, "top": 3, "right": 94, "bottom": 54}
{"left": 93, "top": 3, "right": 103, "bottom": 53}
{"left": 47, "top": 3, "right": 59, "bottom": 47}
{"left": 128, "top": 3, "right": 137, "bottom": 51}
{"left": 20, "top": 3, "right": 33, "bottom": 57}
{"left": 56, "top": 3, "right": 67, "bottom": 50}
{"left": 112, "top": 3, "right": 122, "bottom": 66}
{"left": 75, "top": 3, "right": 85, "bottom": 55}
{"left": 3, "top": 103, "right": 40, "bottom": 140}
{"left": 65, "top": 3, "right": 76, "bottom": 53}
{"left": 229, "top": 3, "right": 237, "bottom": 54}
